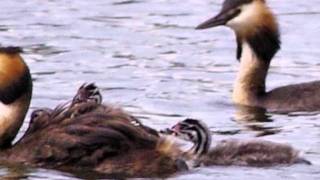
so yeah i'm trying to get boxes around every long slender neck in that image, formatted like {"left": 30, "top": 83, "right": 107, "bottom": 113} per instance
{"left": 232, "top": 42, "right": 269, "bottom": 106}
{"left": 227, "top": 2, "right": 280, "bottom": 107}
{"left": 0, "top": 92, "right": 31, "bottom": 148}
{"left": 0, "top": 50, "right": 32, "bottom": 149}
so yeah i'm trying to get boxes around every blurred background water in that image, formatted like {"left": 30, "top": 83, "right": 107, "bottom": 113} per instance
{"left": 0, "top": 0, "right": 319, "bottom": 179}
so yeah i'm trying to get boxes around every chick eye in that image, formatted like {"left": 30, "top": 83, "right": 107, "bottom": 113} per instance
{"left": 30, "top": 112, "right": 41, "bottom": 124}
{"left": 31, "top": 111, "right": 40, "bottom": 120}
{"left": 31, "top": 109, "right": 52, "bottom": 121}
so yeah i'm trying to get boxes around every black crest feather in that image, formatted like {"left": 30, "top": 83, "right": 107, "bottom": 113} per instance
{"left": 0, "top": 46, "right": 23, "bottom": 54}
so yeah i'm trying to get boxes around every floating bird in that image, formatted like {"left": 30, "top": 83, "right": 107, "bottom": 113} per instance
{"left": 196, "top": 0, "right": 320, "bottom": 112}
{"left": 0, "top": 47, "right": 188, "bottom": 178}
{"left": 166, "top": 118, "right": 311, "bottom": 167}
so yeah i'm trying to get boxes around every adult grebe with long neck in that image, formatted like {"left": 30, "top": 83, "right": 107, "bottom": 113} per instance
{"left": 0, "top": 47, "right": 192, "bottom": 177}
{"left": 196, "top": 0, "right": 320, "bottom": 113}
{"left": 0, "top": 47, "right": 32, "bottom": 149}
{"left": 165, "top": 119, "right": 311, "bottom": 167}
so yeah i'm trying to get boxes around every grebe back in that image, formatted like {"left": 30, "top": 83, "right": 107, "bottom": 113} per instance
{"left": 0, "top": 48, "right": 188, "bottom": 177}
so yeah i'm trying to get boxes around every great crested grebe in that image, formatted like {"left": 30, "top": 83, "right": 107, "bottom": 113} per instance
{"left": 0, "top": 47, "right": 32, "bottom": 149}
{"left": 0, "top": 47, "right": 191, "bottom": 177}
{"left": 165, "top": 119, "right": 311, "bottom": 167}
{"left": 196, "top": 0, "right": 320, "bottom": 112}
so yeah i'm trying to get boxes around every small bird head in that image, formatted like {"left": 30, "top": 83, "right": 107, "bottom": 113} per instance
{"left": 163, "top": 118, "right": 212, "bottom": 156}
{"left": 196, "top": 0, "right": 280, "bottom": 62}
{"left": 71, "top": 83, "right": 102, "bottom": 106}
{"left": 169, "top": 119, "right": 202, "bottom": 143}
{"left": 27, "top": 108, "right": 53, "bottom": 134}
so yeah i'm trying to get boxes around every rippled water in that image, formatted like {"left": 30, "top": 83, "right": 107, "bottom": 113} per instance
{"left": 0, "top": 0, "right": 320, "bottom": 179}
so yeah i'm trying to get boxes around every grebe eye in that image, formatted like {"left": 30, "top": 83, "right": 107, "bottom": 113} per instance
{"left": 30, "top": 111, "right": 41, "bottom": 122}
{"left": 31, "top": 109, "right": 50, "bottom": 120}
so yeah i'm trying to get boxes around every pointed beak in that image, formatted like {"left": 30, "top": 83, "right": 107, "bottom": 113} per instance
{"left": 195, "top": 9, "right": 241, "bottom": 30}
{"left": 160, "top": 124, "right": 180, "bottom": 135}
{"left": 171, "top": 124, "right": 180, "bottom": 134}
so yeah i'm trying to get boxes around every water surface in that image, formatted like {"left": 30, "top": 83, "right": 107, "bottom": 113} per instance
{"left": 0, "top": 0, "right": 319, "bottom": 179}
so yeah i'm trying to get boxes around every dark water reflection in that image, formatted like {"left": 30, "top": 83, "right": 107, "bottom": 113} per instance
{"left": 232, "top": 105, "right": 282, "bottom": 137}
{"left": 0, "top": 0, "right": 320, "bottom": 179}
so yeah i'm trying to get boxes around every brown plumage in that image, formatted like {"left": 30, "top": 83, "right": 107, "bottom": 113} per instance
{"left": 200, "top": 139, "right": 306, "bottom": 167}
{"left": 196, "top": 0, "right": 320, "bottom": 113}
{"left": 0, "top": 47, "right": 32, "bottom": 148}
{"left": 165, "top": 119, "right": 311, "bottom": 167}
{"left": 0, "top": 84, "right": 186, "bottom": 177}
{"left": 0, "top": 48, "right": 187, "bottom": 178}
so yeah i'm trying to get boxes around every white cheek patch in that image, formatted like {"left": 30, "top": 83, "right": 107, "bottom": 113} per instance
{"left": 0, "top": 102, "right": 14, "bottom": 120}
{"left": 189, "top": 131, "right": 197, "bottom": 142}
{"left": 0, "top": 102, "right": 22, "bottom": 137}
{"left": 226, "top": 2, "right": 259, "bottom": 28}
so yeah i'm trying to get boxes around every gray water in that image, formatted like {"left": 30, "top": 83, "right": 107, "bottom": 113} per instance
{"left": 0, "top": 0, "right": 319, "bottom": 179}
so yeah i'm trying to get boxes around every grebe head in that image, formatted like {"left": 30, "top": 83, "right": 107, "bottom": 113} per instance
{"left": 26, "top": 108, "right": 53, "bottom": 134}
{"left": 72, "top": 83, "right": 102, "bottom": 106}
{"left": 0, "top": 47, "right": 32, "bottom": 148}
{"left": 196, "top": 0, "right": 280, "bottom": 62}
{"left": 167, "top": 119, "right": 212, "bottom": 157}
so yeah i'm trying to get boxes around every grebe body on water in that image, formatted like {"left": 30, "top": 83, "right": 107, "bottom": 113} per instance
{"left": 196, "top": 0, "right": 320, "bottom": 112}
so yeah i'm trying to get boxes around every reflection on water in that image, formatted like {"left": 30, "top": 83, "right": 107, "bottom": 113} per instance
{"left": 0, "top": 0, "right": 320, "bottom": 179}
{"left": 233, "top": 105, "right": 282, "bottom": 137}
{"left": 233, "top": 105, "right": 271, "bottom": 122}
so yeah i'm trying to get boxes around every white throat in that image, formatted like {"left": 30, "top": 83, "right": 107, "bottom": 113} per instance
{"left": 232, "top": 42, "right": 269, "bottom": 106}
{"left": 0, "top": 93, "right": 30, "bottom": 148}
